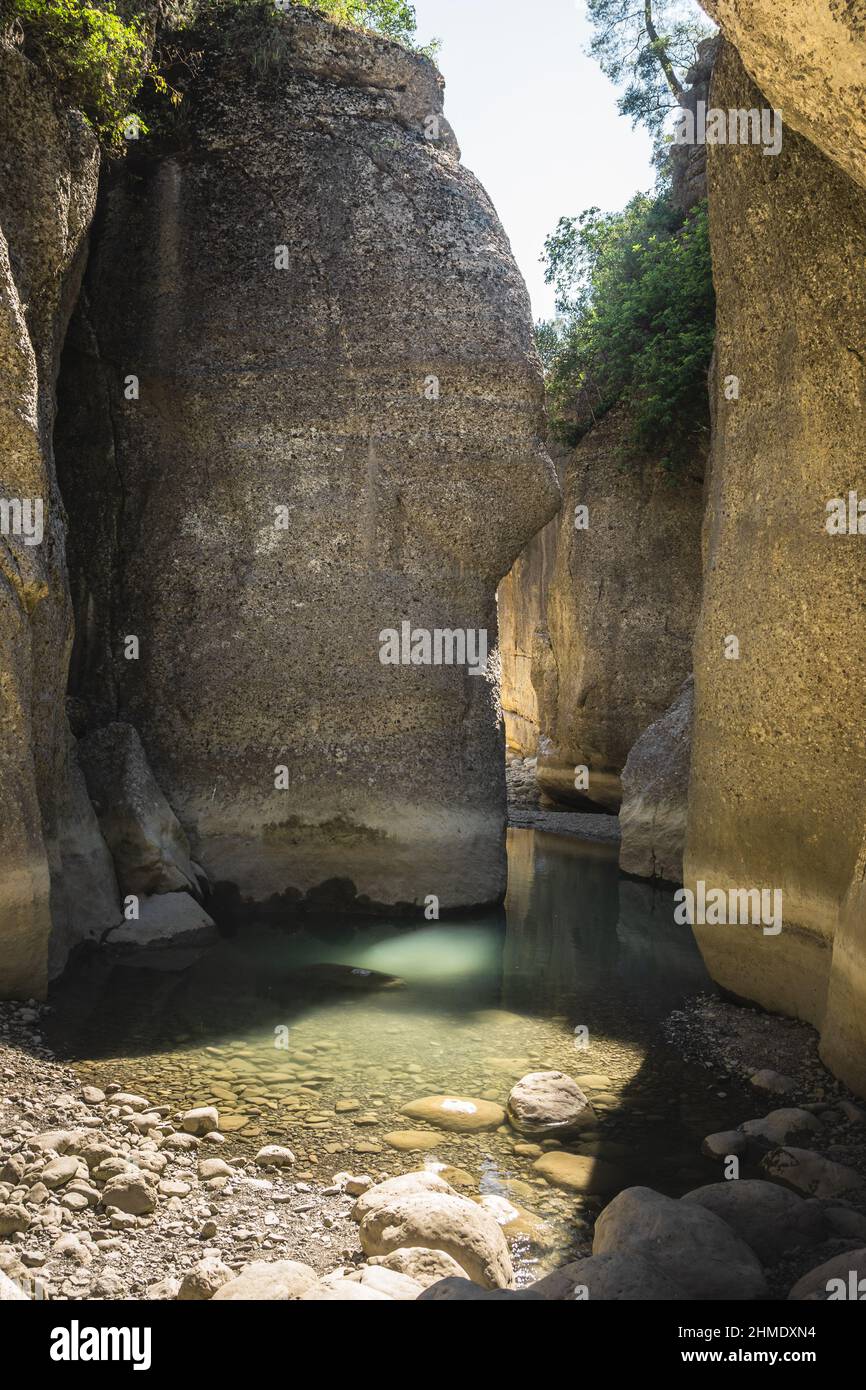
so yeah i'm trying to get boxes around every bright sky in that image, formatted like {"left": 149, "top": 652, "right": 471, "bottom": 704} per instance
{"left": 412, "top": 0, "right": 656, "bottom": 321}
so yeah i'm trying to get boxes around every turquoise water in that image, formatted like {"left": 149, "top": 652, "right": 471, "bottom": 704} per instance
{"left": 46, "top": 828, "right": 755, "bottom": 1277}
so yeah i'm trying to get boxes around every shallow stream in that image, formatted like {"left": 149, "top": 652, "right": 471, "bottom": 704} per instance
{"left": 46, "top": 828, "right": 757, "bottom": 1279}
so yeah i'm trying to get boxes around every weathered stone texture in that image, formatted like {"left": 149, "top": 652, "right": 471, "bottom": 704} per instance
{"left": 619, "top": 677, "right": 693, "bottom": 883}
{"left": 0, "top": 46, "right": 107, "bottom": 993}
{"left": 534, "top": 412, "right": 703, "bottom": 811}
{"left": 57, "top": 10, "right": 559, "bottom": 912}
{"left": 701, "top": 0, "right": 866, "bottom": 190}
{"left": 685, "top": 43, "right": 866, "bottom": 1094}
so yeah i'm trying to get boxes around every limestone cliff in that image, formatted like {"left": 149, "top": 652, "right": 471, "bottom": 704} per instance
{"left": 55, "top": 8, "right": 559, "bottom": 918}
{"left": 0, "top": 44, "right": 118, "bottom": 995}
{"left": 685, "top": 41, "right": 866, "bottom": 1096}
{"left": 700, "top": 0, "right": 866, "bottom": 191}
{"left": 498, "top": 410, "right": 703, "bottom": 812}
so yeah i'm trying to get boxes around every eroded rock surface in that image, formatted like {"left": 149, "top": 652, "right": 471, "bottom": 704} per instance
{"left": 0, "top": 45, "right": 105, "bottom": 994}
{"left": 684, "top": 43, "right": 866, "bottom": 1094}
{"left": 619, "top": 676, "right": 693, "bottom": 883}
{"left": 57, "top": 8, "right": 559, "bottom": 915}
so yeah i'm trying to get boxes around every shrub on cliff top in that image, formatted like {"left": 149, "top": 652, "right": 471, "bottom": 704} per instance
{"left": 5, "top": 1, "right": 426, "bottom": 147}
{"left": 537, "top": 191, "right": 714, "bottom": 472}
{"left": 5, "top": 0, "right": 149, "bottom": 143}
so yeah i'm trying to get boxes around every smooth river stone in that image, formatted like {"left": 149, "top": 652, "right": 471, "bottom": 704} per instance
{"left": 532, "top": 1151, "right": 625, "bottom": 1195}
{"left": 400, "top": 1096, "right": 506, "bottom": 1133}
{"left": 217, "top": 1115, "right": 250, "bottom": 1132}
{"left": 384, "top": 1131, "right": 445, "bottom": 1153}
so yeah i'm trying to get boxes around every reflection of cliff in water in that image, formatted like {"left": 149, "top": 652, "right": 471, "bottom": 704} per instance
{"left": 502, "top": 829, "right": 712, "bottom": 1031}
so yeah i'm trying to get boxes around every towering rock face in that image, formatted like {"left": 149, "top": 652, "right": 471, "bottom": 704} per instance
{"left": 700, "top": 1, "right": 866, "bottom": 191}
{"left": 0, "top": 45, "right": 116, "bottom": 996}
{"left": 57, "top": 10, "right": 559, "bottom": 916}
{"left": 497, "top": 450, "right": 564, "bottom": 756}
{"left": 498, "top": 411, "right": 703, "bottom": 812}
{"left": 685, "top": 42, "right": 866, "bottom": 1094}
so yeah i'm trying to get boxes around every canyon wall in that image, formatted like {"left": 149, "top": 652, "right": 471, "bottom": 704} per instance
{"left": 55, "top": 9, "right": 559, "bottom": 921}
{"left": 498, "top": 410, "right": 703, "bottom": 812}
{"left": 685, "top": 40, "right": 866, "bottom": 1095}
{"left": 0, "top": 45, "right": 120, "bottom": 996}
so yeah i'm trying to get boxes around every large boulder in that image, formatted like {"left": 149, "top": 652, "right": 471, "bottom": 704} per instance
{"left": 104, "top": 891, "right": 216, "bottom": 948}
{"left": 212, "top": 1259, "right": 318, "bottom": 1301}
{"left": 618, "top": 677, "right": 693, "bottom": 883}
{"left": 593, "top": 1186, "right": 767, "bottom": 1300}
{"left": 0, "top": 46, "right": 101, "bottom": 997}
{"left": 358, "top": 1191, "right": 513, "bottom": 1289}
{"left": 532, "top": 1253, "right": 688, "bottom": 1301}
{"left": 506, "top": 1070, "right": 595, "bottom": 1139}
{"left": 788, "top": 1248, "right": 866, "bottom": 1302}
{"left": 368, "top": 1247, "right": 468, "bottom": 1289}
{"left": 351, "top": 1171, "right": 457, "bottom": 1223}
{"left": 56, "top": 6, "right": 559, "bottom": 915}
{"left": 78, "top": 723, "right": 199, "bottom": 899}
{"left": 684, "top": 42, "right": 866, "bottom": 1097}
{"left": 760, "top": 1148, "right": 866, "bottom": 1201}
{"left": 681, "top": 1180, "right": 827, "bottom": 1265}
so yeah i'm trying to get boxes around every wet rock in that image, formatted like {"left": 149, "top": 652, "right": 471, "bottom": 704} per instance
{"left": 506, "top": 1070, "right": 595, "bottom": 1139}
{"left": 212, "top": 1259, "right": 318, "bottom": 1301}
{"left": 359, "top": 1192, "right": 513, "bottom": 1290}
{"left": 788, "top": 1248, "right": 866, "bottom": 1302}
{"left": 760, "top": 1148, "right": 866, "bottom": 1201}
{"left": 681, "top": 1180, "right": 827, "bottom": 1265}
{"left": 399, "top": 1096, "right": 506, "bottom": 1133}
{"left": 177, "top": 1256, "right": 234, "bottom": 1301}
{"left": 532, "top": 1253, "right": 688, "bottom": 1301}
{"left": 593, "top": 1187, "right": 767, "bottom": 1300}
{"left": 383, "top": 1131, "right": 444, "bottom": 1152}
{"left": 474, "top": 1194, "right": 552, "bottom": 1248}
{"left": 532, "top": 1151, "right": 624, "bottom": 1195}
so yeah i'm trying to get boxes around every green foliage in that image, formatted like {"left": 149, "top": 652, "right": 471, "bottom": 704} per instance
{"left": 538, "top": 191, "right": 714, "bottom": 469}
{"left": 6, "top": 0, "right": 149, "bottom": 143}
{"left": 586, "top": 0, "right": 713, "bottom": 137}
{"left": 5, "top": 1, "right": 431, "bottom": 147}
{"left": 290, "top": 1, "right": 421, "bottom": 49}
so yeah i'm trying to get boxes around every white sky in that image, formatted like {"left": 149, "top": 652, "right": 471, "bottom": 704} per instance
{"left": 412, "top": 0, "right": 656, "bottom": 321}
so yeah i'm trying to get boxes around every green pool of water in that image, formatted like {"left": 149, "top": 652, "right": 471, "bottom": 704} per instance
{"left": 46, "top": 828, "right": 756, "bottom": 1279}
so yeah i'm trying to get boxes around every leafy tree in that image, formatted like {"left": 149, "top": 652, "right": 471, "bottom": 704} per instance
{"left": 538, "top": 190, "right": 714, "bottom": 470}
{"left": 586, "top": 0, "right": 713, "bottom": 136}
{"left": 4, "top": 0, "right": 149, "bottom": 143}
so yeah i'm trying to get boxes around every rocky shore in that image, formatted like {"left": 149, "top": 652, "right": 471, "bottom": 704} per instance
{"left": 3, "top": 997, "right": 866, "bottom": 1302}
